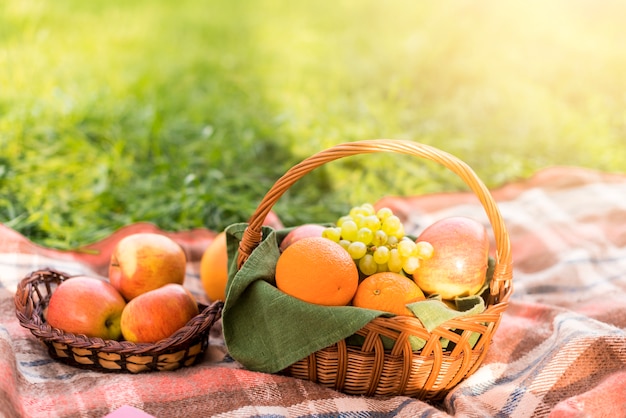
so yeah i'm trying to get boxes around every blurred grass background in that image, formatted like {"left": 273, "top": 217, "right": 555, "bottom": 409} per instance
{"left": 1, "top": 0, "right": 625, "bottom": 249}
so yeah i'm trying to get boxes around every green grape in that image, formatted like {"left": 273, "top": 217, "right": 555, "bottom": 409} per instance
{"left": 332, "top": 203, "right": 415, "bottom": 278}
{"left": 349, "top": 206, "right": 369, "bottom": 219}
{"left": 322, "top": 227, "right": 341, "bottom": 242}
{"left": 397, "top": 239, "right": 416, "bottom": 258}
{"left": 356, "top": 227, "right": 374, "bottom": 245}
{"left": 372, "top": 229, "right": 388, "bottom": 246}
{"left": 391, "top": 223, "right": 405, "bottom": 239}
{"left": 360, "top": 203, "right": 376, "bottom": 215}
{"left": 377, "top": 262, "right": 389, "bottom": 272}
{"left": 373, "top": 245, "right": 390, "bottom": 264}
{"left": 402, "top": 256, "right": 420, "bottom": 274}
{"left": 347, "top": 241, "right": 367, "bottom": 259}
{"left": 339, "top": 239, "right": 351, "bottom": 251}
{"left": 376, "top": 207, "right": 393, "bottom": 221}
{"left": 336, "top": 215, "right": 353, "bottom": 228}
{"left": 358, "top": 254, "right": 378, "bottom": 276}
{"left": 340, "top": 220, "right": 358, "bottom": 242}
{"left": 352, "top": 213, "right": 365, "bottom": 228}
{"left": 362, "top": 215, "right": 381, "bottom": 231}
{"left": 388, "top": 249, "right": 403, "bottom": 272}
{"left": 382, "top": 215, "right": 402, "bottom": 236}
{"left": 415, "top": 241, "right": 435, "bottom": 259}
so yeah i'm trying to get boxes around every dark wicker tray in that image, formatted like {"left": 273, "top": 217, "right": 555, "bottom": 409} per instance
{"left": 15, "top": 268, "right": 223, "bottom": 373}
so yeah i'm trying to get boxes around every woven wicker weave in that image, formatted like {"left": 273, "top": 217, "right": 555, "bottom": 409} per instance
{"left": 236, "top": 139, "right": 513, "bottom": 400}
{"left": 15, "top": 268, "right": 223, "bottom": 373}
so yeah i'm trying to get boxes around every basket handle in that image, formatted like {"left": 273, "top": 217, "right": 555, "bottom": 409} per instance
{"left": 237, "top": 139, "right": 513, "bottom": 303}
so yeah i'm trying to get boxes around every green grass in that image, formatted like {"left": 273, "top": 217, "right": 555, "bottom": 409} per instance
{"left": 2, "top": 0, "right": 626, "bottom": 249}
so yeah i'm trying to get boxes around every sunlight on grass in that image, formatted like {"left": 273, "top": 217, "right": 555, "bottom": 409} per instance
{"left": 240, "top": 0, "right": 626, "bottom": 211}
{"left": 1, "top": 0, "right": 625, "bottom": 247}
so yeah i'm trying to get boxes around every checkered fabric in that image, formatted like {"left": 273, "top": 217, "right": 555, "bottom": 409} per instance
{"left": 1, "top": 167, "right": 625, "bottom": 417}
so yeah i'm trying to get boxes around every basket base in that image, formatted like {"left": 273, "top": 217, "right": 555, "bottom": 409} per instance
{"left": 283, "top": 343, "right": 483, "bottom": 401}
{"left": 44, "top": 338, "right": 208, "bottom": 373}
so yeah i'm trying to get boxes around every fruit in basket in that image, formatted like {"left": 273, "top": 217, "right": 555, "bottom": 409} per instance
{"left": 200, "top": 214, "right": 286, "bottom": 301}
{"left": 46, "top": 276, "right": 126, "bottom": 340}
{"left": 353, "top": 271, "right": 425, "bottom": 316}
{"left": 279, "top": 224, "right": 326, "bottom": 252}
{"left": 262, "top": 210, "right": 285, "bottom": 230}
{"left": 322, "top": 203, "right": 434, "bottom": 277}
{"left": 109, "top": 233, "right": 187, "bottom": 301}
{"left": 275, "top": 236, "right": 359, "bottom": 306}
{"left": 200, "top": 232, "right": 228, "bottom": 301}
{"left": 120, "top": 283, "right": 199, "bottom": 343}
{"left": 413, "top": 216, "right": 489, "bottom": 299}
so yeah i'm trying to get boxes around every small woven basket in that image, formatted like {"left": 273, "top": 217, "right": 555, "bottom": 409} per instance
{"left": 236, "top": 139, "right": 513, "bottom": 400}
{"left": 14, "top": 268, "right": 223, "bottom": 373}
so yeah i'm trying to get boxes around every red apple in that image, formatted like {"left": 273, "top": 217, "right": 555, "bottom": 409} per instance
{"left": 279, "top": 224, "right": 326, "bottom": 252}
{"left": 120, "top": 283, "right": 199, "bottom": 343}
{"left": 413, "top": 216, "right": 489, "bottom": 299}
{"left": 46, "top": 276, "right": 126, "bottom": 340}
{"left": 109, "top": 233, "right": 187, "bottom": 301}
{"left": 263, "top": 211, "right": 284, "bottom": 230}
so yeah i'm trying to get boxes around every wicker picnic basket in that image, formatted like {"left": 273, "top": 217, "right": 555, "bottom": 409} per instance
{"left": 236, "top": 139, "right": 513, "bottom": 400}
{"left": 14, "top": 268, "right": 223, "bottom": 373}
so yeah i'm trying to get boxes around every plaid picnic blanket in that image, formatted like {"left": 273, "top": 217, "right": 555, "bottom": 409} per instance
{"left": 1, "top": 166, "right": 626, "bottom": 417}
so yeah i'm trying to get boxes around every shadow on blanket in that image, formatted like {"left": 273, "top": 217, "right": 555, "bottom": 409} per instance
{"left": 1, "top": 166, "right": 625, "bottom": 417}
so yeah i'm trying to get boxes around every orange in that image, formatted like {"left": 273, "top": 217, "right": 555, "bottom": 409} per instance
{"left": 352, "top": 272, "right": 425, "bottom": 316}
{"left": 200, "top": 232, "right": 228, "bottom": 301}
{"left": 275, "top": 236, "right": 359, "bottom": 306}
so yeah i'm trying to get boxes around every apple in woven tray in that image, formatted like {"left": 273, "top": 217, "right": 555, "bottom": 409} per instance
{"left": 120, "top": 283, "right": 199, "bottom": 343}
{"left": 46, "top": 276, "right": 127, "bottom": 340}
{"left": 109, "top": 233, "right": 187, "bottom": 301}
{"left": 44, "top": 232, "right": 201, "bottom": 345}
{"left": 412, "top": 216, "right": 490, "bottom": 300}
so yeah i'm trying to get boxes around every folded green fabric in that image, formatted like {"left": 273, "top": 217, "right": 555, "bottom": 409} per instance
{"left": 222, "top": 223, "right": 488, "bottom": 374}
{"left": 408, "top": 296, "right": 485, "bottom": 332}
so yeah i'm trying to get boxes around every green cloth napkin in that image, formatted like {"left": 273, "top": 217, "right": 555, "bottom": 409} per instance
{"left": 222, "top": 223, "right": 488, "bottom": 374}
{"left": 407, "top": 295, "right": 485, "bottom": 332}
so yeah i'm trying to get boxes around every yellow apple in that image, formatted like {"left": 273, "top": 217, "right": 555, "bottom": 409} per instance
{"left": 413, "top": 216, "right": 489, "bottom": 299}
{"left": 46, "top": 276, "right": 126, "bottom": 340}
{"left": 120, "top": 283, "right": 199, "bottom": 343}
{"left": 109, "top": 233, "right": 187, "bottom": 301}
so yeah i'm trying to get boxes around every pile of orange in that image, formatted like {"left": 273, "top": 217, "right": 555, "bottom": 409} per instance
{"left": 200, "top": 227, "right": 427, "bottom": 317}
{"left": 274, "top": 236, "right": 424, "bottom": 316}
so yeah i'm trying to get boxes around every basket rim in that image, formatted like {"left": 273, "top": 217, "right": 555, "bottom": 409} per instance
{"left": 14, "top": 268, "right": 223, "bottom": 356}
{"left": 236, "top": 139, "right": 513, "bottom": 305}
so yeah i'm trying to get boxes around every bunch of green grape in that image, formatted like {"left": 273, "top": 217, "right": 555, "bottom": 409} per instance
{"left": 322, "top": 203, "right": 434, "bottom": 277}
